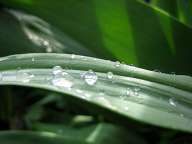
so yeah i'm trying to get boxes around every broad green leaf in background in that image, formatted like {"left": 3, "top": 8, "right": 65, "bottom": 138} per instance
{"left": 0, "top": 53, "right": 191, "bottom": 133}
{"left": 31, "top": 122, "right": 146, "bottom": 144}
{"left": 151, "top": 0, "right": 192, "bottom": 26}
{"left": 0, "top": 0, "right": 192, "bottom": 75}
{"left": 0, "top": 131, "right": 87, "bottom": 144}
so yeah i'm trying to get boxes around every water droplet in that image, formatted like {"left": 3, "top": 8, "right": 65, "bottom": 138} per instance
{"left": 171, "top": 72, "right": 176, "bottom": 75}
{"left": 180, "top": 114, "right": 184, "bottom": 117}
{"left": 51, "top": 76, "right": 73, "bottom": 89}
{"left": 153, "top": 69, "right": 161, "bottom": 73}
{"left": 17, "top": 71, "right": 34, "bottom": 83}
{"left": 82, "top": 70, "right": 98, "bottom": 86}
{"left": 0, "top": 73, "right": 2, "bottom": 81}
{"left": 46, "top": 46, "right": 53, "bottom": 53}
{"left": 124, "top": 106, "right": 129, "bottom": 111}
{"left": 107, "top": 72, "right": 113, "bottom": 79}
{"left": 170, "top": 72, "right": 176, "bottom": 81}
{"left": 114, "top": 61, "right": 121, "bottom": 67}
{"left": 52, "top": 66, "right": 63, "bottom": 75}
{"left": 51, "top": 66, "right": 74, "bottom": 89}
{"left": 43, "top": 40, "right": 49, "bottom": 46}
{"left": 84, "top": 93, "right": 91, "bottom": 98}
{"left": 169, "top": 98, "right": 176, "bottom": 107}
{"left": 126, "top": 88, "right": 132, "bottom": 96}
{"left": 133, "top": 87, "right": 140, "bottom": 96}
{"left": 71, "top": 54, "right": 75, "bottom": 59}
{"left": 32, "top": 57, "right": 35, "bottom": 62}
{"left": 76, "top": 89, "right": 83, "bottom": 94}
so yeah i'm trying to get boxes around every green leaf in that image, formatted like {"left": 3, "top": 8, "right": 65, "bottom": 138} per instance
{"left": 0, "top": 131, "right": 87, "bottom": 144}
{"left": 31, "top": 122, "right": 147, "bottom": 144}
{"left": 0, "top": 53, "right": 191, "bottom": 133}
{"left": 0, "top": 0, "right": 192, "bottom": 74}
{"left": 151, "top": 0, "right": 192, "bottom": 26}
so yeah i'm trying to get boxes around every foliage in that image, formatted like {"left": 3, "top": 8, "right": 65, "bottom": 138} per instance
{"left": 0, "top": 0, "right": 191, "bottom": 143}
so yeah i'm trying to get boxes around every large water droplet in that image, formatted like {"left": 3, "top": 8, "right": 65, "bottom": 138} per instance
{"left": 107, "top": 72, "right": 113, "bottom": 79}
{"left": 52, "top": 66, "right": 63, "bottom": 75}
{"left": 82, "top": 70, "right": 98, "bottom": 86}
{"left": 17, "top": 71, "right": 34, "bottom": 83}
{"left": 51, "top": 66, "right": 74, "bottom": 89}
{"left": 169, "top": 98, "right": 176, "bottom": 107}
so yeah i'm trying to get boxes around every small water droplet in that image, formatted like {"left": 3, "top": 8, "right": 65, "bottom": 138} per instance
{"left": 17, "top": 71, "right": 34, "bottom": 83}
{"left": 82, "top": 70, "right": 98, "bottom": 86}
{"left": 0, "top": 73, "right": 2, "bottom": 81}
{"left": 46, "top": 46, "right": 53, "bottom": 53}
{"left": 76, "top": 89, "right": 83, "bottom": 94}
{"left": 32, "top": 57, "right": 35, "bottom": 62}
{"left": 84, "top": 93, "right": 92, "bottom": 99}
{"left": 114, "top": 61, "right": 121, "bottom": 67}
{"left": 180, "top": 114, "right": 184, "bottom": 117}
{"left": 133, "top": 87, "right": 140, "bottom": 96}
{"left": 126, "top": 88, "right": 132, "bottom": 96}
{"left": 124, "top": 106, "right": 129, "bottom": 111}
{"left": 71, "top": 54, "right": 75, "bottom": 59}
{"left": 43, "top": 40, "right": 49, "bottom": 46}
{"left": 52, "top": 66, "right": 63, "bottom": 75}
{"left": 171, "top": 72, "right": 176, "bottom": 75}
{"left": 107, "top": 72, "right": 113, "bottom": 79}
{"left": 170, "top": 72, "right": 176, "bottom": 81}
{"left": 153, "top": 69, "right": 161, "bottom": 73}
{"left": 169, "top": 98, "right": 176, "bottom": 107}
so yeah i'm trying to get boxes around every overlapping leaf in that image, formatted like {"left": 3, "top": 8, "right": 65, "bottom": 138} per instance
{"left": 0, "top": 0, "right": 192, "bottom": 74}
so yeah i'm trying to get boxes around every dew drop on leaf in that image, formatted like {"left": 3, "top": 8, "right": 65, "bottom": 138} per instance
{"left": 51, "top": 66, "right": 74, "bottom": 89}
{"left": 82, "top": 70, "right": 98, "bottom": 86}
{"left": 17, "top": 71, "right": 34, "bottom": 83}
{"left": 0, "top": 73, "right": 2, "bottom": 81}
{"left": 107, "top": 72, "right": 113, "bottom": 79}
{"left": 169, "top": 98, "right": 176, "bottom": 107}
{"left": 71, "top": 54, "right": 75, "bottom": 59}
{"left": 51, "top": 75, "right": 73, "bottom": 89}
{"left": 114, "top": 61, "right": 121, "bottom": 67}
{"left": 124, "top": 106, "right": 129, "bottom": 111}
{"left": 133, "top": 87, "right": 140, "bottom": 96}
{"left": 52, "top": 66, "right": 63, "bottom": 75}
{"left": 32, "top": 57, "right": 35, "bottom": 62}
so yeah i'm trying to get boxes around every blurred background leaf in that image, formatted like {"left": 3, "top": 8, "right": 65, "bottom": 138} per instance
{"left": 0, "top": 0, "right": 192, "bottom": 75}
{"left": 151, "top": 0, "right": 192, "bottom": 26}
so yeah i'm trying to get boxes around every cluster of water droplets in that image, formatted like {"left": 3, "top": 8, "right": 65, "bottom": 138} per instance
{"left": 120, "top": 87, "right": 141, "bottom": 100}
